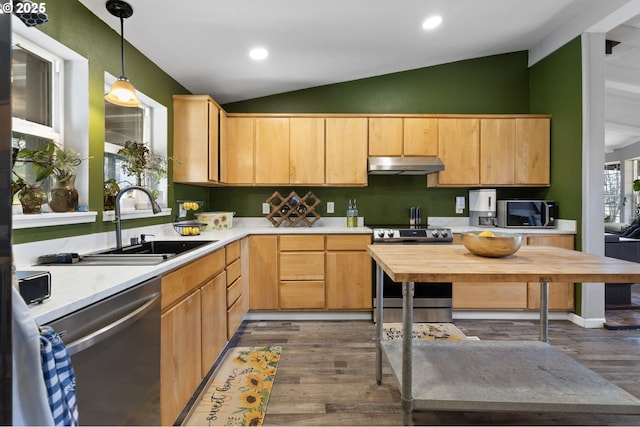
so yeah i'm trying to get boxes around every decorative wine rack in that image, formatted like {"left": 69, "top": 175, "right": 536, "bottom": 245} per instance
{"left": 265, "top": 191, "right": 321, "bottom": 227}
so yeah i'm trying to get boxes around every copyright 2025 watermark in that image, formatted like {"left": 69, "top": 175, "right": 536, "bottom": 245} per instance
{"left": 1, "top": 1, "right": 47, "bottom": 14}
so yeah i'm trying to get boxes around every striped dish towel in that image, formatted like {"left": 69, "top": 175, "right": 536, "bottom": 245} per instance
{"left": 39, "top": 326, "right": 79, "bottom": 426}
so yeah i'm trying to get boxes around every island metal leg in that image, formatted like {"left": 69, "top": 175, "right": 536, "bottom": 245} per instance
{"left": 402, "top": 281, "right": 414, "bottom": 426}
{"left": 375, "top": 263, "right": 384, "bottom": 385}
{"left": 539, "top": 280, "right": 549, "bottom": 342}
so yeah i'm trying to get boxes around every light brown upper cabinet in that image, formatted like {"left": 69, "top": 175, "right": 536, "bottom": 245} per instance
{"left": 368, "top": 117, "right": 403, "bottom": 156}
{"left": 255, "top": 117, "right": 290, "bottom": 184}
{"left": 222, "top": 116, "right": 255, "bottom": 184}
{"left": 480, "top": 117, "right": 550, "bottom": 186}
{"left": 480, "top": 118, "right": 516, "bottom": 185}
{"left": 403, "top": 117, "right": 438, "bottom": 156}
{"left": 514, "top": 118, "right": 550, "bottom": 185}
{"left": 368, "top": 117, "right": 438, "bottom": 157}
{"left": 429, "top": 118, "right": 480, "bottom": 186}
{"left": 290, "top": 117, "right": 325, "bottom": 185}
{"left": 172, "top": 95, "right": 220, "bottom": 184}
{"left": 325, "top": 117, "right": 368, "bottom": 185}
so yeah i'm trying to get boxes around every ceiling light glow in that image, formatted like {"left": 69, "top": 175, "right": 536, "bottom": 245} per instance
{"left": 249, "top": 48, "right": 269, "bottom": 60}
{"left": 422, "top": 15, "right": 442, "bottom": 30}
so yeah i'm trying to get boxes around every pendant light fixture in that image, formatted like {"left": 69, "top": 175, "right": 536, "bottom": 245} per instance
{"left": 104, "top": 0, "right": 141, "bottom": 107}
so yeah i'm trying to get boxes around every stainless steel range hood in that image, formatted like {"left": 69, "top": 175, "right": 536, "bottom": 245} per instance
{"left": 368, "top": 156, "right": 445, "bottom": 175}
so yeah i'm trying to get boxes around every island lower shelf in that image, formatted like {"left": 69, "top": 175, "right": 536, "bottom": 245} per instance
{"left": 381, "top": 339, "right": 640, "bottom": 414}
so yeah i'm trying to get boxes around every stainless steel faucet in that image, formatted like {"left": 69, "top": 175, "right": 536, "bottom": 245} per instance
{"left": 115, "top": 186, "right": 162, "bottom": 249}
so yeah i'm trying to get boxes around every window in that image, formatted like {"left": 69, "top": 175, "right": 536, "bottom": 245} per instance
{"left": 103, "top": 73, "right": 168, "bottom": 210}
{"left": 604, "top": 162, "right": 621, "bottom": 223}
{"left": 11, "top": 34, "right": 62, "bottom": 194}
{"left": 11, "top": 14, "right": 95, "bottom": 229}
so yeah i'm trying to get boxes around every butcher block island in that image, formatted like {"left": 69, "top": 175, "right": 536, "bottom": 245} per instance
{"left": 367, "top": 244, "right": 640, "bottom": 425}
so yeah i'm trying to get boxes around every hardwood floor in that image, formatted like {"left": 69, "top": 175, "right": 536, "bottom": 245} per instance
{"left": 228, "top": 318, "right": 640, "bottom": 426}
{"left": 605, "top": 284, "right": 640, "bottom": 329}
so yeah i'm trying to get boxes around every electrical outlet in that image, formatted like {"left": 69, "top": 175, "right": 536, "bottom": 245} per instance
{"left": 456, "top": 196, "right": 465, "bottom": 214}
{"left": 327, "top": 201, "right": 335, "bottom": 213}
{"left": 262, "top": 203, "right": 270, "bottom": 214}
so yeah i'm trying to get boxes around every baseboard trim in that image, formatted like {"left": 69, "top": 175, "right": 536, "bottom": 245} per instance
{"left": 245, "top": 311, "right": 373, "bottom": 321}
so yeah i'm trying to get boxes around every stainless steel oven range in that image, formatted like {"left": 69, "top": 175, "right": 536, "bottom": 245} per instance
{"left": 371, "top": 226, "right": 453, "bottom": 323}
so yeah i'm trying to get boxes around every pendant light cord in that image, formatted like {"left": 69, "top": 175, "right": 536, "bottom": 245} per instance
{"left": 119, "top": 15, "right": 126, "bottom": 79}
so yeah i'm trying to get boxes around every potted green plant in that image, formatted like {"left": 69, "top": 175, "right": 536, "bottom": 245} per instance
{"left": 12, "top": 142, "right": 56, "bottom": 214}
{"left": 117, "top": 140, "right": 172, "bottom": 209}
{"left": 103, "top": 178, "right": 121, "bottom": 211}
{"left": 49, "top": 145, "right": 84, "bottom": 212}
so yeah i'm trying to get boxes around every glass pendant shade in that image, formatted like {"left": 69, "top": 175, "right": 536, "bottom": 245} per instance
{"left": 104, "top": 0, "right": 140, "bottom": 108}
{"left": 105, "top": 77, "right": 140, "bottom": 107}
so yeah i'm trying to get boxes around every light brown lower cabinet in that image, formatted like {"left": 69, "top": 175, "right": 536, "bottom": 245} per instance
{"left": 160, "top": 290, "right": 202, "bottom": 426}
{"left": 452, "top": 234, "right": 575, "bottom": 310}
{"left": 249, "top": 234, "right": 372, "bottom": 311}
{"left": 160, "top": 249, "right": 227, "bottom": 426}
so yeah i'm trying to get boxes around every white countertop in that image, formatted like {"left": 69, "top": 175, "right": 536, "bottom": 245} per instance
{"left": 15, "top": 216, "right": 575, "bottom": 325}
{"left": 16, "top": 217, "right": 370, "bottom": 325}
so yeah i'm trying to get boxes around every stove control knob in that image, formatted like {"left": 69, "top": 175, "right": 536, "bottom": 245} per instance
{"left": 431, "top": 230, "right": 439, "bottom": 237}
{"left": 377, "top": 230, "right": 385, "bottom": 238}
{"left": 387, "top": 230, "right": 394, "bottom": 238}
{"left": 440, "top": 230, "right": 448, "bottom": 238}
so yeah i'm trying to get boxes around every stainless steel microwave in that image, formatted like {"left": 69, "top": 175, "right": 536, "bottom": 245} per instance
{"left": 497, "top": 200, "right": 557, "bottom": 228}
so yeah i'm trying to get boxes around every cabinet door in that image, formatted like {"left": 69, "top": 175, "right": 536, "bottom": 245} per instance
{"left": 225, "top": 117, "right": 255, "bottom": 184}
{"left": 435, "top": 118, "right": 479, "bottom": 185}
{"left": 480, "top": 119, "right": 516, "bottom": 185}
{"left": 200, "top": 272, "right": 226, "bottom": 376}
{"left": 248, "top": 235, "right": 278, "bottom": 310}
{"left": 290, "top": 117, "right": 325, "bottom": 184}
{"left": 173, "top": 95, "right": 219, "bottom": 184}
{"left": 160, "top": 290, "right": 201, "bottom": 426}
{"left": 404, "top": 118, "right": 438, "bottom": 156}
{"left": 526, "top": 235, "right": 574, "bottom": 310}
{"left": 325, "top": 117, "right": 368, "bottom": 185}
{"left": 326, "top": 251, "right": 372, "bottom": 309}
{"left": 368, "top": 117, "right": 403, "bottom": 156}
{"left": 255, "top": 117, "right": 290, "bottom": 184}
{"left": 515, "top": 118, "right": 550, "bottom": 185}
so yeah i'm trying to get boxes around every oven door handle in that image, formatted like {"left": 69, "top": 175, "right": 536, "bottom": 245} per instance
{"left": 64, "top": 292, "right": 160, "bottom": 356}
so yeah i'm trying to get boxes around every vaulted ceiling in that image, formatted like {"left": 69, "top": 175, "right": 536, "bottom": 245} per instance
{"left": 78, "top": 0, "right": 640, "bottom": 152}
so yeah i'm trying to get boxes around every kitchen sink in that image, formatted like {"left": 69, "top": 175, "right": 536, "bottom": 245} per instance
{"left": 77, "top": 240, "right": 217, "bottom": 265}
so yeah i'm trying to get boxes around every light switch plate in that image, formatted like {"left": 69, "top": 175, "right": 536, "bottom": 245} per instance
{"left": 262, "top": 203, "right": 270, "bottom": 214}
{"left": 327, "top": 201, "right": 334, "bottom": 213}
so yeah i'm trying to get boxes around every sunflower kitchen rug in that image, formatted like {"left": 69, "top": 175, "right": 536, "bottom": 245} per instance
{"left": 382, "top": 322, "right": 468, "bottom": 341}
{"left": 184, "top": 346, "right": 281, "bottom": 427}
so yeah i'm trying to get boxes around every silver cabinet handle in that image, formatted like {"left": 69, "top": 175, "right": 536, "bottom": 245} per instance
{"left": 65, "top": 292, "right": 160, "bottom": 356}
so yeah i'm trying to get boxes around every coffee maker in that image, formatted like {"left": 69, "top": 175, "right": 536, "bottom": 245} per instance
{"left": 469, "top": 189, "right": 497, "bottom": 227}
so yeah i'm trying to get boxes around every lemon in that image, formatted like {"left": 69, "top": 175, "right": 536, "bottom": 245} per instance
{"left": 478, "top": 230, "right": 495, "bottom": 237}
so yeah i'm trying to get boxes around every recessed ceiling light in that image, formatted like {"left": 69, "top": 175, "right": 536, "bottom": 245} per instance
{"left": 249, "top": 48, "right": 269, "bottom": 60}
{"left": 422, "top": 15, "right": 442, "bottom": 30}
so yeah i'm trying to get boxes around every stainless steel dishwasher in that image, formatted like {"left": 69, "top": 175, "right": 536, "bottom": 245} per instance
{"left": 46, "top": 277, "right": 161, "bottom": 426}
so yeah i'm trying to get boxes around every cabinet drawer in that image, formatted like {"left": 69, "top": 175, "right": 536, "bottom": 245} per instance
{"left": 226, "top": 258, "right": 241, "bottom": 285}
{"left": 326, "top": 234, "right": 371, "bottom": 251}
{"left": 227, "top": 295, "right": 244, "bottom": 339}
{"left": 162, "top": 249, "right": 225, "bottom": 311}
{"left": 279, "top": 252, "right": 324, "bottom": 280}
{"left": 452, "top": 282, "right": 527, "bottom": 309}
{"left": 225, "top": 240, "right": 240, "bottom": 264}
{"left": 227, "top": 277, "right": 242, "bottom": 308}
{"left": 279, "top": 235, "right": 325, "bottom": 251}
{"left": 279, "top": 281, "right": 325, "bottom": 309}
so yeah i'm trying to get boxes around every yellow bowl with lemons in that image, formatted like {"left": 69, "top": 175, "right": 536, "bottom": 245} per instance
{"left": 461, "top": 230, "right": 523, "bottom": 258}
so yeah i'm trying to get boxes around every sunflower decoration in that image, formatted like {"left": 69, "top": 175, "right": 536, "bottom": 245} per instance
{"left": 227, "top": 346, "right": 282, "bottom": 426}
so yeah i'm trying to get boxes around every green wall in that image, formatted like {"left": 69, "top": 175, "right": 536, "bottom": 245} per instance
{"left": 14, "top": 0, "right": 191, "bottom": 243}
{"left": 529, "top": 37, "right": 584, "bottom": 315}
{"left": 14, "top": 2, "right": 584, "bottom": 242}
{"left": 212, "top": 51, "right": 549, "bottom": 225}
